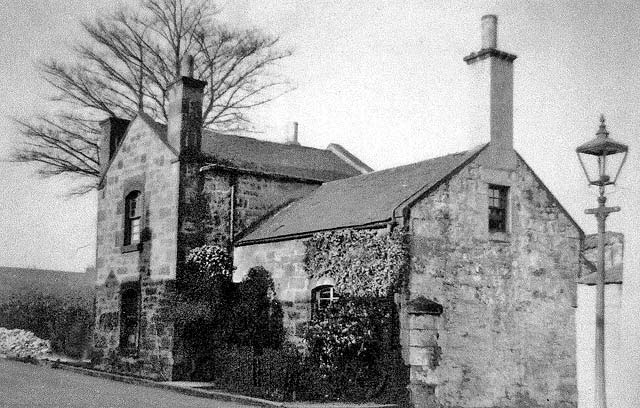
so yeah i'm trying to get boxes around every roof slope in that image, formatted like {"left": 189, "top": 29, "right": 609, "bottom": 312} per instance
{"left": 103, "top": 114, "right": 366, "bottom": 184}
{"left": 577, "top": 265, "right": 623, "bottom": 285}
{"left": 237, "top": 145, "right": 486, "bottom": 245}
{"left": 200, "top": 130, "right": 363, "bottom": 181}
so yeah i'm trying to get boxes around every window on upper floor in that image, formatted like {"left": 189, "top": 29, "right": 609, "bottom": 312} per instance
{"left": 119, "top": 285, "right": 140, "bottom": 355}
{"left": 124, "top": 191, "right": 142, "bottom": 246}
{"left": 488, "top": 184, "right": 509, "bottom": 233}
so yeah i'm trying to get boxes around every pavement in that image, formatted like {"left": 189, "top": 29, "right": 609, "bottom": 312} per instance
{"left": 0, "top": 357, "right": 397, "bottom": 408}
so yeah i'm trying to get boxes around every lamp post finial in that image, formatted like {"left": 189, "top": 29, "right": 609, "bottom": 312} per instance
{"left": 598, "top": 114, "right": 609, "bottom": 137}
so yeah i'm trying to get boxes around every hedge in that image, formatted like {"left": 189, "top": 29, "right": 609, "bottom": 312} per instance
{"left": 0, "top": 290, "right": 93, "bottom": 358}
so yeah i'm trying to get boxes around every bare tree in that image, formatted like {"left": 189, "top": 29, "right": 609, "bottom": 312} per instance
{"left": 12, "top": 0, "right": 292, "bottom": 193}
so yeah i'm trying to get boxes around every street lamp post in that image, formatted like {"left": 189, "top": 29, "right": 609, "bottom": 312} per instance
{"left": 576, "top": 115, "right": 628, "bottom": 408}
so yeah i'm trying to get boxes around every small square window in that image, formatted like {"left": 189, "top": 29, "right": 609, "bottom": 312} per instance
{"left": 488, "top": 185, "right": 508, "bottom": 233}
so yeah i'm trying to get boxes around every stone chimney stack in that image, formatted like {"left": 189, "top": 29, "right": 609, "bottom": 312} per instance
{"left": 464, "top": 15, "right": 517, "bottom": 169}
{"left": 285, "top": 121, "right": 300, "bottom": 145}
{"left": 167, "top": 54, "right": 207, "bottom": 154}
{"left": 98, "top": 117, "right": 130, "bottom": 179}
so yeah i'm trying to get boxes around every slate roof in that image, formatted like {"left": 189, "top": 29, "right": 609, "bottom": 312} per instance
{"left": 577, "top": 265, "right": 623, "bottom": 285}
{"left": 101, "top": 113, "right": 367, "bottom": 189}
{"left": 199, "top": 130, "right": 364, "bottom": 181}
{"left": 237, "top": 144, "right": 487, "bottom": 245}
{"left": 583, "top": 231, "right": 624, "bottom": 250}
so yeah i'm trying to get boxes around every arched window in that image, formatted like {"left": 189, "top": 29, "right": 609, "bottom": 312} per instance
{"left": 119, "top": 287, "right": 139, "bottom": 354}
{"left": 312, "top": 285, "right": 339, "bottom": 314}
{"left": 124, "top": 191, "right": 142, "bottom": 246}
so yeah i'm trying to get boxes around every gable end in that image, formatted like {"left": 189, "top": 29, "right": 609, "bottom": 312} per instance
{"left": 98, "top": 114, "right": 179, "bottom": 189}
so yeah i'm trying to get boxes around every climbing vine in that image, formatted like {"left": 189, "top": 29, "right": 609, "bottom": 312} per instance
{"left": 305, "top": 298, "right": 391, "bottom": 370}
{"left": 304, "top": 228, "right": 407, "bottom": 297}
{"left": 185, "top": 244, "right": 233, "bottom": 279}
{"left": 303, "top": 228, "right": 409, "bottom": 403}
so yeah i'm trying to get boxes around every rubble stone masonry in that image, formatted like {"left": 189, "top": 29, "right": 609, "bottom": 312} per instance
{"left": 405, "top": 153, "right": 582, "bottom": 408}
{"left": 178, "top": 165, "right": 318, "bottom": 254}
{"left": 172, "top": 162, "right": 320, "bottom": 373}
{"left": 93, "top": 118, "right": 179, "bottom": 380}
{"left": 94, "top": 116, "right": 323, "bottom": 379}
{"left": 234, "top": 239, "right": 310, "bottom": 349}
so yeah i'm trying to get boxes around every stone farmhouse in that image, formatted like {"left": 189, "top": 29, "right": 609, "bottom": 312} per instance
{"left": 93, "top": 15, "right": 597, "bottom": 408}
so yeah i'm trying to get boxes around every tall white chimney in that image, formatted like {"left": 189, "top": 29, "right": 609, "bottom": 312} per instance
{"left": 464, "top": 15, "right": 517, "bottom": 169}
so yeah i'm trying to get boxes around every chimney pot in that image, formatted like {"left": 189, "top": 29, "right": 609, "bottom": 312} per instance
{"left": 181, "top": 54, "right": 195, "bottom": 78}
{"left": 286, "top": 121, "right": 300, "bottom": 145}
{"left": 481, "top": 15, "right": 498, "bottom": 49}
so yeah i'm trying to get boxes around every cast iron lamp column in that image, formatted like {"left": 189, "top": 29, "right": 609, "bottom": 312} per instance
{"left": 576, "top": 115, "right": 628, "bottom": 408}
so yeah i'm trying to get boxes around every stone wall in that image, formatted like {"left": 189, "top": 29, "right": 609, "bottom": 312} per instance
{"left": 405, "top": 155, "right": 582, "bottom": 408}
{"left": 173, "top": 166, "right": 319, "bottom": 371}
{"left": 95, "top": 118, "right": 180, "bottom": 283}
{"left": 234, "top": 239, "right": 309, "bottom": 348}
{"left": 179, "top": 167, "right": 318, "bottom": 256}
{"left": 93, "top": 272, "right": 119, "bottom": 363}
{"left": 93, "top": 117, "right": 180, "bottom": 379}
{"left": 234, "top": 175, "right": 318, "bottom": 235}
{"left": 93, "top": 272, "right": 175, "bottom": 380}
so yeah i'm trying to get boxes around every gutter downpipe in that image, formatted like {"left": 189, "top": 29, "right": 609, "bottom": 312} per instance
{"left": 229, "top": 184, "right": 235, "bottom": 245}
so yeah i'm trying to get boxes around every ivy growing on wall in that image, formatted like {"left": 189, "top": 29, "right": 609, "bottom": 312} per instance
{"left": 303, "top": 228, "right": 409, "bottom": 404}
{"left": 304, "top": 228, "right": 408, "bottom": 297}
{"left": 173, "top": 244, "right": 235, "bottom": 379}
{"left": 175, "top": 244, "right": 233, "bottom": 325}
{"left": 185, "top": 244, "right": 233, "bottom": 279}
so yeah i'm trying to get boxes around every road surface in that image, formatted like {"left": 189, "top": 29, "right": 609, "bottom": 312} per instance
{"left": 0, "top": 358, "right": 248, "bottom": 408}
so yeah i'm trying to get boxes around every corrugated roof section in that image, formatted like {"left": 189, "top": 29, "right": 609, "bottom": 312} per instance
{"left": 237, "top": 145, "right": 487, "bottom": 245}
{"left": 200, "top": 130, "right": 363, "bottom": 181}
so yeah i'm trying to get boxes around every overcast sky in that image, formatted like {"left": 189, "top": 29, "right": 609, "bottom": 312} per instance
{"left": 0, "top": 0, "right": 639, "bottom": 400}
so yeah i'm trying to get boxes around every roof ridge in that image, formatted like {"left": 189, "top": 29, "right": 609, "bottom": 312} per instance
{"left": 145, "top": 118, "right": 335, "bottom": 153}
{"left": 138, "top": 116, "right": 349, "bottom": 155}
{"left": 236, "top": 144, "right": 488, "bottom": 245}
{"left": 317, "top": 146, "right": 482, "bottom": 186}
{"left": 202, "top": 128, "right": 337, "bottom": 153}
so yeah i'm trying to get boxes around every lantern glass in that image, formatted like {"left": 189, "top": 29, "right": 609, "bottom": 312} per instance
{"left": 576, "top": 116, "right": 628, "bottom": 186}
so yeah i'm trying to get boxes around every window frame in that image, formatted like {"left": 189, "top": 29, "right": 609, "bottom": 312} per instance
{"left": 124, "top": 190, "right": 142, "bottom": 246}
{"left": 488, "top": 184, "right": 509, "bottom": 234}
{"left": 121, "top": 178, "right": 145, "bottom": 253}
{"left": 311, "top": 284, "right": 339, "bottom": 316}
